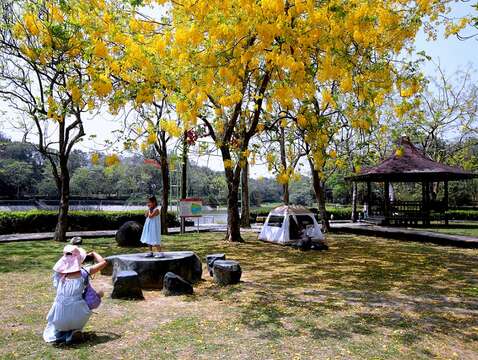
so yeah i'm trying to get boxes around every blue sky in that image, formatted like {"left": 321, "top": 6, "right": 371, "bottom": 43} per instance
{"left": 414, "top": 2, "right": 477, "bottom": 79}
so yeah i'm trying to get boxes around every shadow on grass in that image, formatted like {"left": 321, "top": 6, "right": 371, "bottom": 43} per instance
{"left": 54, "top": 331, "right": 121, "bottom": 349}
{"left": 173, "top": 232, "right": 478, "bottom": 349}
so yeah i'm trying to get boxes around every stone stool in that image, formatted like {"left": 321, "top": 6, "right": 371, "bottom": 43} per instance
{"left": 205, "top": 253, "right": 226, "bottom": 277}
{"left": 213, "top": 260, "right": 242, "bottom": 286}
{"left": 162, "top": 272, "right": 193, "bottom": 296}
{"left": 111, "top": 270, "right": 144, "bottom": 300}
{"left": 101, "top": 258, "right": 113, "bottom": 276}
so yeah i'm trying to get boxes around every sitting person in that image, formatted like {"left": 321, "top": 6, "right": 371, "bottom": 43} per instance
{"left": 43, "top": 245, "right": 107, "bottom": 344}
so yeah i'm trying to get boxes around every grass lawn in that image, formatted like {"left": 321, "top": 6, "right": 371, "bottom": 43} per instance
{"left": 0, "top": 232, "right": 477, "bottom": 359}
{"left": 419, "top": 221, "right": 478, "bottom": 238}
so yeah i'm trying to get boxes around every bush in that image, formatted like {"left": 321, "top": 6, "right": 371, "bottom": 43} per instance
{"left": 249, "top": 206, "right": 353, "bottom": 223}
{"left": 447, "top": 209, "right": 478, "bottom": 221}
{"left": 0, "top": 210, "right": 180, "bottom": 235}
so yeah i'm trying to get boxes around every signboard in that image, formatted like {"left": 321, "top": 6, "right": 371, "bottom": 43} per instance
{"left": 179, "top": 198, "right": 203, "bottom": 217}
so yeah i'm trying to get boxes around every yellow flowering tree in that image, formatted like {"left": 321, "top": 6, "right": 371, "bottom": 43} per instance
{"left": 121, "top": 103, "right": 184, "bottom": 234}
{"left": 79, "top": 0, "right": 453, "bottom": 241}
{"left": 0, "top": 0, "right": 99, "bottom": 241}
{"left": 70, "top": 0, "right": 187, "bottom": 234}
{"left": 260, "top": 110, "right": 306, "bottom": 205}
{"left": 266, "top": 1, "right": 454, "bottom": 230}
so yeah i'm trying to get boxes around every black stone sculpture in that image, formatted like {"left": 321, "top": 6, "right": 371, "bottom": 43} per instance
{"left": 111, "top": 270, "right": 144, "bottom": 300}
{"left": 205, "top": 253, "right": 226, "bottom": 277}
{"left": 109, "top": 251, "right": 202, "bottom": 289}
{"left": 115, "top": 221, "right": 143, "bottom": 247}
{"left": 213, "top": 260, "right": 242, "bottom": 286}
{"left": 162, "top": 272, "right": 193, "bottom": 296}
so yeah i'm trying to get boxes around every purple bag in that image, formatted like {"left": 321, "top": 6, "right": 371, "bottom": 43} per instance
{"left": 81, "top": 268, "right": 101, "bottom": 310}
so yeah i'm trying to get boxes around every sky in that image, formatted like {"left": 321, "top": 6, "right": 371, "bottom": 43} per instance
{"left": 1, "top": 3, "right": 477, "bottom": 179}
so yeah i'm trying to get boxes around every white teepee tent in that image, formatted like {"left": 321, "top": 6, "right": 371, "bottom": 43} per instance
{"left": 258, "top": 205, "right": 325, "bottom": 245}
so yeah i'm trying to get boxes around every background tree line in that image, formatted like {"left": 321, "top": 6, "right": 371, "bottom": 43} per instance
{"left": 2, "top": 131, "right": 477, "bottom": 208}
{"left": 0, "top": 132, "right": 320, "bottom": 206}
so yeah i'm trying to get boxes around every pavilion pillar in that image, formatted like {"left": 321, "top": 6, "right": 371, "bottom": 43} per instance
{"left": 422, "top": 181, "right": 430, "bottom": 226}
{"left": 383, "top": 181, "right": 390, "bottom": 225}
{"left": 351, "top": 181, "right": 358, "bottom": 222}
{"left": 366, "top": 181, "right": 372, "bottom": 217}
{"left": 444, "top": 180, "right": 449, "bottom": 225}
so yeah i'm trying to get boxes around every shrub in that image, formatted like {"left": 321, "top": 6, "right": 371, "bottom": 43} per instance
{"left": 249, "top": 206, "right": 353, "bottom": 222}
{"left": 447, "top": 209, "right": 478, "bottom": 221}
{"left": 0, "top": 210, "right": 180, "bottom": 235}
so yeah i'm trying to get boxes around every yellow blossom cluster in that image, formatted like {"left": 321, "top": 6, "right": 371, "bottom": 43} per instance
{"left": 105, "top": 154, "right": 120, "bottom": 167}
{"left": 160, "top": 119, "right": 182, "bottom": 138}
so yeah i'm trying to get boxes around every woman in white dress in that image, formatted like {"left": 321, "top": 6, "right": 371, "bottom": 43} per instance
{"left": 43, "top": 245, "right": 107, "bottom": 344}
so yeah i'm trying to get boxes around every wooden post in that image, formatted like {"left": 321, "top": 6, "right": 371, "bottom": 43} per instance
{"left": 384, "top": 181, "right": 390, "bottom": 225}
{"left": 351, "top": 181, "right": 357, "bottom": 222}
{"left": 367, "top": 181, "right": 372, "bottom": 217}
{"left": 422, "top": 181, "right": 430, "bottom": 226}
{"left": 444, "top": 180, "right": 449, "bottom": 225}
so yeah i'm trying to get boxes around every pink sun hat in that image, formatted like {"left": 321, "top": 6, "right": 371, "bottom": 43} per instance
{"left": 53, "top": 245, "right": 87, "bottom": 274}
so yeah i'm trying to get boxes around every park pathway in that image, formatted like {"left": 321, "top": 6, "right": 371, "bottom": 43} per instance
{"left": 330, "top": 222, "right": 478, "bottom": 248}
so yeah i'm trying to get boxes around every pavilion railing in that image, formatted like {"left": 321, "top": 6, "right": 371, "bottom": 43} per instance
{"left": 390, "top": 200, "right": 422, "bottom": 215}
{"left": 369, "top": 200, "right": 447, "bottom": 225}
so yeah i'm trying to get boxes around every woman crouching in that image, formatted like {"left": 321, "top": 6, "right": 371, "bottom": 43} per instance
{"left": 43, "top": 245, "right": 107, "bottom": 344}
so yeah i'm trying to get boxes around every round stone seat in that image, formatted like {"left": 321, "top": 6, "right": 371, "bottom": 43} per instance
{"left": 213, "top": 260, "right": 242, "bottom": 286}
{"left": 205, "top": 253, "right": 226, "bottom": 277}
{"left": 108, "top": 251, "right": 202, "bottom": 289}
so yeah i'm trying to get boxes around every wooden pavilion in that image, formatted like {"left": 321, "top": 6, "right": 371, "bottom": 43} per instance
{"left": 348, "top": 136, "right": 478, "bottom": 226}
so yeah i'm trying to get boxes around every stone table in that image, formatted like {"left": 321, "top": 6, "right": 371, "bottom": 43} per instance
{"left": 107, "top": 251, "right": 202, "bottom": 289}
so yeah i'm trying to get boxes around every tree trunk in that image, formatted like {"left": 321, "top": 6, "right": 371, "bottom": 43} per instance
{"left": 155, "top": 132, "right": 170, "bottom": 235}
{"left": 351, "top": 181, "right": 358, "bottom": 222}
{"left": 160, "top": 153, "right": 169, "bottom": 235}
{"left": 181, "top": 131, "right": 188, "bottom": 200}
{"left": 225, "top": 168, "right": 243, "bottom": 242}
{"left": 283, "top": 184, "right": 290, "bottom": 205}
{"left": 309, "top": 159, "right": 330, "bottom": 232}
{"left": 54, "top": 160, "right": 70, "bottom": 242}
{"left": 240, "top": 161, "right": 251, "bottom": 228}
{"left": 279, "top": 126, "right": 290, "bottom": 205}
{"left": 180, "top": 131, "right": 188, "bottom": 233}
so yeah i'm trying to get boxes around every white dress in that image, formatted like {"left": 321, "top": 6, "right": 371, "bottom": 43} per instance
{"left": 140, "top": 207, "right": 162, "bottom": 246}
{"left": 43, "top": 270, "right": 92, "bottom": 343}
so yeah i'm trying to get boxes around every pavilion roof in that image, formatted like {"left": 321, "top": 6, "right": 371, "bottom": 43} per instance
{"left": 348, "top": 137, "right": 478, "bottom": 182}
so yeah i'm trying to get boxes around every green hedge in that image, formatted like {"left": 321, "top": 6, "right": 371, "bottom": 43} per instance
{"left": 0, "top": 210, "right": 180, "bottom": 235}
{"left": 250, "top": 206, "right": 353, "bottom": 222}
{"left": 250, "top": 207, "right": 478, "bottom": 222}
{"left": 447, "top": 209, "right": 478, "bottom": 221}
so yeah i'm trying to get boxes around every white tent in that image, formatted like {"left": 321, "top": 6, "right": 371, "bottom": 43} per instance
{"left": 258, "top": 205, "right": 325, "bottom": 246}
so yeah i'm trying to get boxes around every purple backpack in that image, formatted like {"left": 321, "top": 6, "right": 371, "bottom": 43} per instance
{"left": 81, "top": 268, "right": 101, "bottom": 310}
